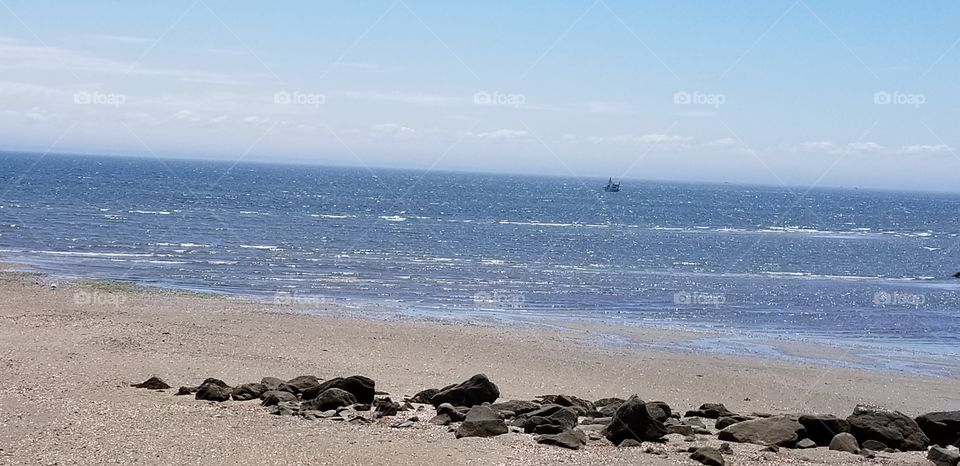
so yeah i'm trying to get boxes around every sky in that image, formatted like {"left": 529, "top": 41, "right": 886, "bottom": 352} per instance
{"left": 1, "top": 0, "right": 959, "bottom": 191}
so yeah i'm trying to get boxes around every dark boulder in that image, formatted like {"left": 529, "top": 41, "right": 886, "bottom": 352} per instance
{"left": 132, "top": 376, "right": 170, "bottom": 390}
{"left": 302, "top": 375, "right": 375, "bottom": 403}
{"left": 430, "top": 374, "right": 499, "bottom": 407}
{"left": 490, "top": 400, "right": 540, "bottom": 417}
{"left": 928, "top": 446, "right": 960, "bottom": 466}
{"left": 916, "top": 411, "right": 960, "bottom": 448}
{"left": 535, "top": 429, "right": 588, "bottom": 450}
{"left": 409, "top": 388, "right": 439, "bottom": 404}
{"left": 521, "top": 404, "right": 578, "bottom": 434}
{"left": 685, "top": 403, "right": 735, "bottom": 419}
{"left": 175, "top": 386, "right": 195, "bottom": 396}
{"left": 195, "top": 378, "right": 231, "bottom": 402}
{"left": 718, "top": 416, "right": 806, "bottom": 447}
{"left": 861, "top": 439, "right": 888, "bottom": 451}
{"left": 829, "top": 432, "right": 860, "bottom": 454}
{"left": 260, "top": 390, "right": 297, "bottom": 406}
{"left": 231, "top": 383, "right": 266, "bottom": 401}
{"left": 374, "top": 397, "right": 401, "bottom": 418}
{"left": 645, "top": 401, "right": 673, "bottom": 423}
{"left": 690, "top": 446, "right": 725, "bottom": 466}
{"left": 455, "top": 406, "right": 508, "bottom": 438}
{"left": 281, "top": 375, "right": 321, "bottom": 395}
{"left": 716, "top": 415, "right": 753, "bottom": 430}
{"left": 847, "top": 405, "right": 929, "bottom": 451}
{"left": 538, "top": 395, "right": 595, "bottom": 416}
{"left": 602, "top": 395, "right": 668, "bottom": 445}
{"left": 260, "top": 377, "right": 285, "bottom": 392}
{"left": 436, "top": 403, "right": 469, "bottom": 422}
{"left": 303, "top": 388, "right": 357, "bottom": 411}
{"left": 798, "top": 414, "right": 851, "bottom": 446}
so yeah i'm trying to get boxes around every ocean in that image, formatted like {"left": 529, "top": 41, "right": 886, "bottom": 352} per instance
{"left": 1, "top": 152, "right": 958, "bottom": 368}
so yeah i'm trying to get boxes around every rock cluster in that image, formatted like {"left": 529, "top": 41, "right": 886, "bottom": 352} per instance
{"left": 131, "top": 375, "right": 959, "bottom": 460}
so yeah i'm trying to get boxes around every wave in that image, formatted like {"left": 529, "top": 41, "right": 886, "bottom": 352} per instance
{"left": 312, "top": 214, "right": 356, "bottom": 219}
{"left": 33, "top": 250, "right": 156, "bottom": 258}
{"left": 497, "top": 220, "right": 610, "bottom": 228}
{"left": 239, "top": 245, "right": 280, "bottom": 251}
{"left": 380, "top": 215, "right": 407, "bottom": 222}
{"left": 239, "top": 211, "right": 269, "bottom": 216}
{"left": 128, "top": 210, "right": 173, "bottom": 215}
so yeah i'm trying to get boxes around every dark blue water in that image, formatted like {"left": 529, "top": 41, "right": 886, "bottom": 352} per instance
{"left": 1, "top": 152, "right": 958, "bottom": 357}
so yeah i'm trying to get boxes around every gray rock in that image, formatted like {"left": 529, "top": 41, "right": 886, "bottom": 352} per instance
{"left": 281, "top": 375, "right": 321, "bottom": 395}
{"left": 374, "top": 397, "right": 401, "bottom": 418}
{"left": 718, "top": 416, "right": 806, "bottom": 447}
{"left": 796, "top": 438, "right": 817, "bottom": 449}
{"left": 302, "top": 375, "right": 376, "bottom": 403}
{"left": 716, "top": 415, "right": 752, "bottom": 429}
{"left": 455, "top": 406, "right": 508, "bottom": 438}
{"left": 798, "top": 414, "right": 851, "bottom": 446}
{"left": 267, "top": 401, "right": 300, "bottom": 416}
{"left": 619, "top": 439, "right": 643, "bottom": 448}
{"left": 690, "top": 447, "right": 725, "bottom": 466}
{"left": 436, "top": 403, "right": 468, "bottom": 422}
{"left": 535, "top": 429, "right": 588, "bottom": 450}
{"left": 431, "top": 374, "right": 500, "bottom": 408}
{"left": 409, "top": 388, "right": 439, "bottom": 404}
{"left": 682, "top": 417, "right": 706, "bottom": 428}
{"left": 429, "top": 413, "right": 452, "bottom": 426}
{"left": 537, "top": 395, "right": 596, "bottom": 416}
{"left": 260, "top": 390, "right": 297, "bottom": 406}
{"left": 861, "top": 439, "right": 888, "bottom": 451}
{"left": 195, "top": 379, "right": 231, "bottom": 402}
{"left": 928, "top": 446, "right": 960, "bottom": 466}
{"left": 302, "top": 388, "right": 357, "bottom": 411}
{"left": 917, "top": 411, "right": 960, "bottom": 448}
{"left": 847, "top": 405, "right": 929, "bottom": 451}
{"left": 132, "top": 376, "right": 170, "bottom": 390}
{"left": 260, "top": 377, "right": 285, "bottom": 391}
{"left": 685, "top": 403, "right": 735, "bottom": 419}
{"left": 521, "top": 404, "right": 578, "bottom": 434}
{"left": 490, "top": 400, "right": 540, "bottom": 416}
{"left": 828, "top": 432, "right": 860, "bottom": 454}
{"left": 231, "top": 383, "right": 266, "bottom": 401}
{"left": 667, "top": 424, "right": 695, "bottom": 436}
{"left": 602, "top": 395, "right": 668, "bottom": 445}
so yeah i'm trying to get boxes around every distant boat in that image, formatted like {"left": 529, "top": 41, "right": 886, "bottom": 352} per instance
{"left": 604, "top": 178, "right": 621, "bottom": 192}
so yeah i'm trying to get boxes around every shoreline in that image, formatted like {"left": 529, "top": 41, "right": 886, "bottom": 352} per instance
{"left": 5, "top": 259, "right": 957, "bottom": 378}
{"left": 1, "top": 269, "right": 957, "bottom": 464}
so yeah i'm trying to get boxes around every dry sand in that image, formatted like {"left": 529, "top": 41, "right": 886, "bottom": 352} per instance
{"left": 0, "top": 269, "right": 955, "bottom": 465}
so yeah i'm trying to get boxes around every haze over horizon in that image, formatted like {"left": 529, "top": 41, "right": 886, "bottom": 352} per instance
{"left": 2, "top": 1, "right": 959, "bottom": 191}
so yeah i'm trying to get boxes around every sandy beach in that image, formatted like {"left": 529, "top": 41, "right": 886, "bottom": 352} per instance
{"left": 0, "top": 267, "right": 956, "bottom": 465}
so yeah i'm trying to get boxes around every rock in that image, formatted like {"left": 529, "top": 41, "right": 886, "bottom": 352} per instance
{"left": 409, "top": 388, "right": 439, "bottom": 404}
{"left": 602, "top": 395, "right": 668, "bottom": 445}
{"left": 490, "top": 400, "right": 540, "bottom": 416}
{"left": 260, "top": 377, "right": 285, "bottom": 391}
{"left": 281, "top": 375, "right": 321, "bottom": 395}
{"left": 645, "top": 401, "right": 673, "bottom": 423}
{"left": 302, "top": 376, "right": 376, "bottom": 403}
{"left": 175, "top": 386, "right": 195, "bottom": 396}
{"left": 798, "top": 414, "right": 851, "bottom": 446}
{"left": 917, "top": 411, "right": 960, "bottom": 447}
{"left": 132, "top": 376, "right": 170, "bottom": 390}
{"left": 828, "top": 432, "right": 860, "bottom": 454}
{"left": 685, "top": 403, "right": 736, "bottom": 419}
{"left": 690, "top": 447, "right": 725, "bottom": 466}
{"left": 594, "top": 397, "right": 625, "bottom": 417}
{"left": 353, "top": 403, "right": 372, "bottom": 412}
{"left": 431, "top": 374, "right": 500, "bottom": 408}
{"left": 436, "top": 403, "right": 468, "bottom": 422}
{"left": 582, "top": 416, "right": 612, "bottom": 425}
{"left": 847, "top": 405, "right": 929, "bottom": 451}
{"left": 303, "top": 388, "right": 357, "bottom": 411}
{"left": 928, "top": 446, "right": 960, "bottom": 466}
{"left": 667, "top": 424, "right": 695, "bottom": 436}
{"left": 429, "top": 414, "right": 452, "bottom": 426}
{"left": 374, "top": 397, "right": 401, "bottom": 418}
{"left": 619, "top": 439, "right": 643, "bottom": 448}
{"left": 760, "top": 445, "right": 779, "bottom": 453}
{"left": 718, "top": 443, "right": 733, "bottom": 454}
{"left": 953, "top": 271, "right": 960, "bottom": 279}
{"left": 796, "top": 438, "right": 817, "bottom": 449}
{"left": 195, "top": 379, "right": 232, "bottom": 402}
{"left": 861, "top": 439, "right": 888, "bottom": 451}
{"left": 716, "top": 415, "right": 752, "bottom": 429}
{"left": 682, "top": 417, "right": 706, "bottom": 428}
{"left": 268, "top": 401, "right": 300, "bottom": 416}
{"left": 455, "top": 406, "right": 508, "bottom": 438}
{"left": 261, "top": 390, "right": 297, "bottom": 406}
{"left": 231, "top": 383, "right": 266, "bottom": 401}
{"left": 538, "top": 395, "right": 596, "bottom": 416}
{"left": 521, "top": 404, "right": 578, "bottom": 434}
{"left": 718, "top": 416, "right": 806, "bottom": 447}
{"left": 535, "top": 429, "right": 588, "bottom": 450}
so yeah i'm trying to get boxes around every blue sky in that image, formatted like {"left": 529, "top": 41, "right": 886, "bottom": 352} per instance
{"left": 1, "top": 0, "right": 959, "bottom": 191}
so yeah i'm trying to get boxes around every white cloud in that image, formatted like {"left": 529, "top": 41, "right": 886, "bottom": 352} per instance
{"left": 586, "top": 134, "right": 693, "bottom": 147}
{"left": 371, "top": 123, "right": 416, "bottom": 138}
{"left": 462, "top": 129, "right": 529, "bottom": 142}
{"left": 899, "top": 144, "right": 952, "bottom": 154}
